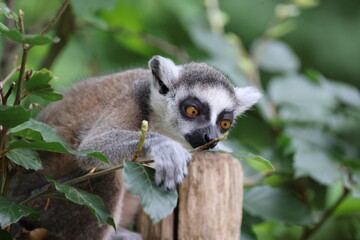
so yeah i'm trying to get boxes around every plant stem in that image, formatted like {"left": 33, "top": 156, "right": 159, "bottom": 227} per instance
{"left": 300, "top": 188, "right": 350, "bottom": 240}
{"left": 20, "top": 160, "right": 154, "bottom": 205}
{"left": 41, "top": 0, "right": 71, "bottom": 35}
{"left": 132, "top": 120, "right": 148, "bottom": 162}
{"left": 13, "top": 46, "right": 30, "bottom": 105}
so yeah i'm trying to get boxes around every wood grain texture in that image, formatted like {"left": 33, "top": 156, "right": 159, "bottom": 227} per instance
{"left": 137, "top": 152, "right": 243, "bottom": 240}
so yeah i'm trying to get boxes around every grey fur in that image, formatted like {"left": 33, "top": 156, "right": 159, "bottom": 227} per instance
{"left": 8, "top": 55, "right": 260, "bottom": 240}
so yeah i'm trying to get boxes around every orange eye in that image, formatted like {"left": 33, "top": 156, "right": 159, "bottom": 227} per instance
{"left": 186, "top": 106, "right": 199, "bottom": 117}
{"left": 220, "top": 120, "right": 231, "bottom": 130}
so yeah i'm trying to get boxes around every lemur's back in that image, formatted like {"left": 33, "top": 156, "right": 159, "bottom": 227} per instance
{"left": 37, "top": 68, "right": 151, "bottom": 177}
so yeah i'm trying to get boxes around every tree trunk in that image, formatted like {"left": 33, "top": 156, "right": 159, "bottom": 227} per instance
{"left": 137, "top": 152, "right": 243, "bottom": 240}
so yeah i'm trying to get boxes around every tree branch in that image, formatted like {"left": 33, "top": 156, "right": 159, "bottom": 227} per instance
{"left": 40, "top": 5, "right": 75, "bottom": 69}
{"left": 41, "top": 0, "right": 72, "bottom": 35}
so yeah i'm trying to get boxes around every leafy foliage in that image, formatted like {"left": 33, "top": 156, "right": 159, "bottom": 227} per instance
{"left": 124, "top": 160, "right": 178, "bottom": 224}
{"left": 46, "top": 177, "right": 115, "bottom": 228}
{"left": 1, "top": 0, "right": 359, "bottom": 239}
{"left": 0, "top": 197, "right": 40, "bottom": 228}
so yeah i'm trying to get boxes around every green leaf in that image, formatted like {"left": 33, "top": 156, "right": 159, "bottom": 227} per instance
{"left": 8, "top": 140, "right": 109, "bottom": 164}
{"left": 0, "top": 22, "right": 52, "bottom": 45}
{"left": 243, "top": 186, "right": 313, "bottom": 225}
{"left": 46, "top": 177, "right": 115, "bottom": 228}
{"left": 234, "top": 152, "right": 275, "bottom": 173}
{"left": 11, "top": 119, "right": 67, "bottom": 144}
{"left": 10, "top": 119, "right": 108, "bottom": 163}
{"left": 0, "top": 106, "right": 31, "bottom": 128}
{"left": 0, "top": 22, "right": 22, "bottom": 42}
{"left": 0, "top": 197, "right": 40, "bottom": 228}
{"left": 252, "top": 40, "right": 299, "bottom": 73}
{"left": 23, "top": 34, "right": 53, "bottom": 45}
{"left": 0, "top": 3, "right": 18, "bottom": 20}
{"left": 31, "top": 90, "right": 63, "bottom": 101}
{"left": 25, "top": 69, "right": 53, "bottom": 90}
{"left": 6, "top": 149, "right": 43, "bottom": 170}
{"left": 294, "top": 150, "right": 342, "bottom": 186}
{"left": 24, "top": 69, "right": 63, "bottom": 101}
{"left": 124, "top": 160, "right": 178, "bottom": 224}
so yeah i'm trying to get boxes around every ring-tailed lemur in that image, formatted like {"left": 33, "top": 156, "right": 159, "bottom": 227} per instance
{"left": 11, "top": 56, "right": 261, "bottom": 239}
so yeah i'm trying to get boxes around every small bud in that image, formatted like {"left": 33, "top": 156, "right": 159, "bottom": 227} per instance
{"left": 19, "top": 9, "right": 24, "bottom": 18}
{"left": 275, "top": 4, "right": 299, "bottom": 19}
{"left": 25, "top": 69, "right": 33, "bottom": 81}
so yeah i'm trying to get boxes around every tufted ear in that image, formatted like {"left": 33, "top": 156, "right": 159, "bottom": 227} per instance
{"left": 149, "top": 55, "right": 180, "bottom": 95}
{"left": 235, "top": 86, "right": 262, "bottom": 114}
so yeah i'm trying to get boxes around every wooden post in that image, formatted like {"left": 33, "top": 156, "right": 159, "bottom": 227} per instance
{"left": 137, "top": 152, "right": 243, "bottom": 240}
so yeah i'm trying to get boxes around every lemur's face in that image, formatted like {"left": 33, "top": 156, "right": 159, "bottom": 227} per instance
{"left": 148, "top": 55, "right": 261, "bottom": 149}
{"left": 168, "top": 85, "right": 237, "bottom": 149}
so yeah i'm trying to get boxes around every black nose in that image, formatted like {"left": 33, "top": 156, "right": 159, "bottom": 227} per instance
{"left": 185, "top": 126, "right": 219, "bottom": 149}
{"left": 204, "top": 133, "right": 218, "bottom": 149}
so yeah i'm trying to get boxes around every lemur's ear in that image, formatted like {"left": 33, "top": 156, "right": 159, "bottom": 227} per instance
{"left": 149, "top": 55, "right": 180, "bottom": 95}
{"left": 234, "top": 86, "right": 262, "bottom": 115}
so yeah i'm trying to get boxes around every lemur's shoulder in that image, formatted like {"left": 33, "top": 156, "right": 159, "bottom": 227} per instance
{"left": 38, "top": 68, "right": 152, "bottom": 145}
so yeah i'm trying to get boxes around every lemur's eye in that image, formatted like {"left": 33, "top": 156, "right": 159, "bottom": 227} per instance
{"left": 185, "top": 106, "right": 199, "bottom": 117}
{"left": 220, "top": 120, "right": 231, "bottom": 130}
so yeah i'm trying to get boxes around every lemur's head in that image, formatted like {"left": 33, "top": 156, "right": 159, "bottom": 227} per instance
{"left": 149, "top": 55, "right": 261, "bottom": 149}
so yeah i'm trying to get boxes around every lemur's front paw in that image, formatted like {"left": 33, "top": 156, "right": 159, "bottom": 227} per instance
{"left": 150, "top": 141, "right": 191, "bottom": 191}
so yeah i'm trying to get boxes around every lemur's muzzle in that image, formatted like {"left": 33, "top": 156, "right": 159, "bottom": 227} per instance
{"left": 185, "top": 126, "right": 218, "bottom": 149}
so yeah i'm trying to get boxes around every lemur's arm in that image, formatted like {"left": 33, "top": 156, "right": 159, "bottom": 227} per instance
{"left": 77, "top": 129, "right": 191, "bottom": 190}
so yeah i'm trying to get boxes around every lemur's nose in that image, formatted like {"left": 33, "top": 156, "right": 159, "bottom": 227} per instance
{"left": 204, "top": 133, "right": 218, "bottom": 149}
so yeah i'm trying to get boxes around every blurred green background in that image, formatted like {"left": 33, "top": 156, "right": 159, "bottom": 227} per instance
{"left": 1, "top": 0, "right": 360, "bottom": 239}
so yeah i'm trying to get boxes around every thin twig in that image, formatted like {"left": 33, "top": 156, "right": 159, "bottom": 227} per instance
{"left": 190, "top": 134, "right": 228, "bottom": 153}
{"left": 300, "top": 188, "right": 350, "bottom": 240}
{"left": 13, "top": 46, "right": 30, "bottom": 105}
{"left": 20, "top": 160, "right": 154, "bottom": 205}
{"left": 3, "top": 82, "right": 15, "bottom": 105}
{"left": 0, "top": 65, "right": 20, "bottom": 87}
{"left": 41, "top": 0, "right": 71, "bottom": 35}
{"left": 132, "top": 120, "right": 148, "bottom": 162}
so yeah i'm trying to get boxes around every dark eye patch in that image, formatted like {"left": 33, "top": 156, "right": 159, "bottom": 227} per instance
{"left": 179, "top": 96, "right": 210, "bottom": 122}
{"left": 217, "top": 110, "right": 234, "bottom": 133}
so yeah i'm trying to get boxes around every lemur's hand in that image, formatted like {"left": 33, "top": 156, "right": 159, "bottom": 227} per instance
{"left": 150, "top": 140, "right": 191, "bottom": 191}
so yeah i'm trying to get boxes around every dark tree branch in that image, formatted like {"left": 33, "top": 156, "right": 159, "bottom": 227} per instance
{"left": 41, "top": 0, "right": 72, "bottom": 35}
{"left": 40, "top": 5, "right": 75, "bottom": 70}
{"left": 300, "top": 188, "right": 350, "bottom": 240}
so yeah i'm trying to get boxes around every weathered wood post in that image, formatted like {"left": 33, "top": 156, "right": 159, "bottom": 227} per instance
{"left": 137, "top": 152, "right": 243, "bottom": 239}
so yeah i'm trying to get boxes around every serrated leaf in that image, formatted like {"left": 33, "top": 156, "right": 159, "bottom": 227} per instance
{"left": 46, "top": 177, "right": 115, "bottom": 228}
{"left": 24, "top": 69, "right": 63, "bottom": 101}
{"left": 0, "top": 106, "right": 31, "bottom": 128}
{"left": 234, "top": 152, "right": 275, "bottom": 173}
{"left": 243, "top": 186, "right": 313, "bottom": 225}
{"left": 8, "top": 140, "right": 109, "bottom": 164}
{"left": 124, "top": 160, "right": 178, "bottom": 224}
{"left": 6, "top": 149, "right": 42, "bottom": 170}
{"left": 0, "top": 3, "right": 18, "bottom": 20}
{"left": 25, "top": 69, "right": 53, "bottom": 91}
{"left": 0, "top": 197, "right": 40, "bottom": 228}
